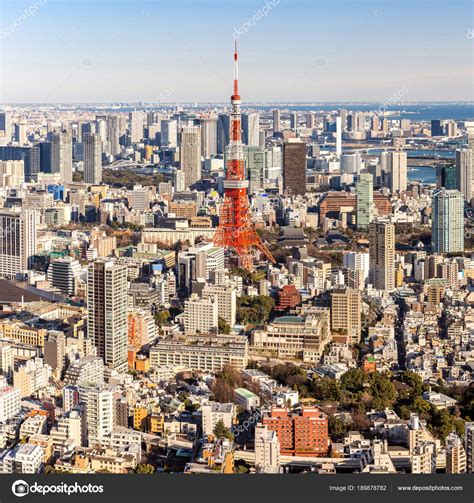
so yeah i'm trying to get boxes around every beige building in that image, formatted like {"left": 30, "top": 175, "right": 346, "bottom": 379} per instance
{"left": 202, "top": 284, "right": 237, "bottom": 326}
{"left": 150, "top": 334, "right": 248, "bottom": 372}
{"left": 331, "top": 287, "right": 361, "bottom": 343}
{"left": 251, "top": 311, "right": 330, "bottom": 362}
{"left": 183, "top": 293, "right": 218, "bottom": 334}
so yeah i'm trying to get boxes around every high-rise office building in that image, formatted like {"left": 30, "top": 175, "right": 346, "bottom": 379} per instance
{"left": 282, "top": 139, "right": 306, "bottom": 195}
{"left": 388, "top": 151, "right": 407, "bottom": 193}
{"left": 289, "top": 112, "right": 298, "bottom": 130}
{"left": 306, "top": 112, "right": 315, "bottom": 130}
{"left": 199, "top": 117, "right": 217, "bottom": 158}
{"left": 129, "top": 111, "right": 145, "bottom": 143}
{"left": 105, "top": 115, "right": 121, "bottom": 156}
{"left": 84, "top": 133, "right": 102, "bottom": 184}
{"left": 244, "top": 145, "right": 265, "bottom": 193}
{"left": 437, "top": 164, "right": 457, "bottom": 190}
{"left": 14, "top": 124, "right": 27, "bottom": 145}
{"left": 0, "top": 111, "right": 11, "bottom": 140}
{"left": 87, "top": 260, "right": 128, "bottom": 372}
{"left": 356, "top": 172, "right": 373, "bottom": 230}
{"left": 432, "top": 188, "right": 464, "bottom": 254}
{"left": 0, "top": 209, "right": 37, "bottom": 280}
{"left": 242, "top": 113, "right": 260, "bottom": 146}
{"left": 369, "top": 221, "right": 395, "bottom": 292}
{"left": 456, "top": 148, "right": 473, "bottom": 202}
{"left": 336, "top": 117, "right": 342, "bottom": 158}
{"left": 431, "top": 119, "right": 444, "bottom": 137}
{"left": 217, "top": 113, "right": 230, "bottom": 154}
{"left": 0, "top": 146, "right": 40, "bottom": 180}
{"left": 51, "top": 131, "right": 72, "bottom": 184}
{"left": 161, "top": 119, "right": 178, "bottom": 148}
{"left": 180, "top": 126, "right": 201, "bottom": 188}
{"left": 273, "top": 109, "right": 281, "bottom": 133}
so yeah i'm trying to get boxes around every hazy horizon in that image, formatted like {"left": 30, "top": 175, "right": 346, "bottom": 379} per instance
{"left": 0, "top": 0, "right": 473, "bottom": 103}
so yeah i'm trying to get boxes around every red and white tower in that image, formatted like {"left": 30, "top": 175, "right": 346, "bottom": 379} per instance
{"left": 213, "top": 43, "right": 275, "bottom": 269}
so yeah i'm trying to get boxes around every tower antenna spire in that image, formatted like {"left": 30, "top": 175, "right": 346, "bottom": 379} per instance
{"left": 233, "top": 41, "right": 239, "bottom": 98}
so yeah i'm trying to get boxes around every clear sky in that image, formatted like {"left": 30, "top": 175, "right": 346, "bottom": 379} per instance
{"left": 0, "top": 0, "right": 473, "bottom": 103}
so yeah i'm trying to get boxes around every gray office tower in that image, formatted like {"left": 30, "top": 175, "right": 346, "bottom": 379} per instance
{"left": 0, "top": 146, "right": 40, "bottom": 181}
{"left": 51, "top": 131, "right": 73, "bottom": 184}
{"left": 84, "top": 133, "right": 103, "bottom": 184}
{"left": 217, "top": 114, "right": 230, "bottom": 155}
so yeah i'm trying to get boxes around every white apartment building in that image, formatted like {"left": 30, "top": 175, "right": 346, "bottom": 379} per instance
{"left": 183, "top": 293, "right": 218, "bottom": 334}
{"left": 79, "top": 385, "right": 114, "bottom": 446}
{"left": 202, "top": 283, "right": 237, "bottom": 326}
{"left": 254, "top": 424, "right": 281, "bottom": 474}
{"left": 201, "top": 402, "right": 235, "bottom": 436}
{"left": 0, "top": 384, "right": 20, "bottom": 422}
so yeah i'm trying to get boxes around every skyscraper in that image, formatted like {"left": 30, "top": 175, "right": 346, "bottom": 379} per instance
{"left": 369, "top": 221, "right": 395, "bottom": 292}
{"left": 336, "top": 116, "right": 342, "bottom": 158}
{"left": 431, "top": 119, "right": 444, "bottom": 137}
{"left": 161, "top": 119, "right": 178, "bottom": 148}
{"left": 356, "top": 172, "right": 373, "bottom": 230}
{"left": 242, "top": 113, "right": 260, "bottom": 146}
{"left": 129, "top": 111, "right": 145, "bottom": 143}
{"left": 272, "top": 109, "right": 281, "bottom": 133}
{"left": 244, "top": 146, "right": 265, "bottom": 193}
{"left": 87, "top": 259, "right": 128, "bottom": 372}
{"left": 180, "top": 125, "right": 201, "bottom": 188}
{"left": 0, "top": 112, "right": 11, "bottom": 141}
{"left": 306, "top": 112, "right": 315, "bottom": 130}
{"left": 51, "top": 131, "right": 72, "bottom": 184}
{"left": 282, "top": 139, "right": 306, "bottom": 195}
{"left": 289, "top": 112, "right": 298, "bottom": 130}
{"left": 432, "top": 188, "right": 464, "bottom": 253}
{"left": 84, "top": 133, "right": 102, "bottom": 184}
{"left": 388, "top": 150, "right": 407, "bottom": 193}
{"left": 0, "top": 209, "right": 37, "bottom": 280}
{"left": 199, "top": 117, "right": 217, "bottom": 158}
{"left": 217, "top": 113, "right": 230, "bottom": 154}
{"left": 437, "top": 164, "right": 457, "bottom": 190}
{"left": 105, "top": 115, "right": 121, "bottom": 156}
{"left": 456, "top": 148, "right": 473, "bottom": 202}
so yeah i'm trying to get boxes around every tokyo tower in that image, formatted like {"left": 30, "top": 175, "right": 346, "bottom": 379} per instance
{"left": 213, "top": 43, "right": 275, "bottom": 270}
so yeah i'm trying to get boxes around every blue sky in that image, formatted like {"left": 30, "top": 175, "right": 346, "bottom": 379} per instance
{"left": 0, "top": 0, "right": 472, "bottom": 103}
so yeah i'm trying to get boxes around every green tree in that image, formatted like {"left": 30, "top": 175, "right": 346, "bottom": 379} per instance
{"left": 218, "top": 316, "right": 231, "bottom": 334}
{"left": 213, "top": 420, "right": 234, "bottom": 441}
{"left": 236, "top": 295, "right": 275, "bottom": 325}
{"left": 369, "top": 372, "right": 397, "bottom": 410}
{"left": 135, "top": 464, "right": 155, "bottom": 474}
{"left": 340, "top": 368, "right": 367, "bottom": 394}
{"left": 329, "top": 416, "right": 348, "bottom": 441}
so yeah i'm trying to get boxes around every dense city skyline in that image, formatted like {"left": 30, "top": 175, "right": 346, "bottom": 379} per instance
{"left": 0, "top": 0, "right": 473, "bottom": 496}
